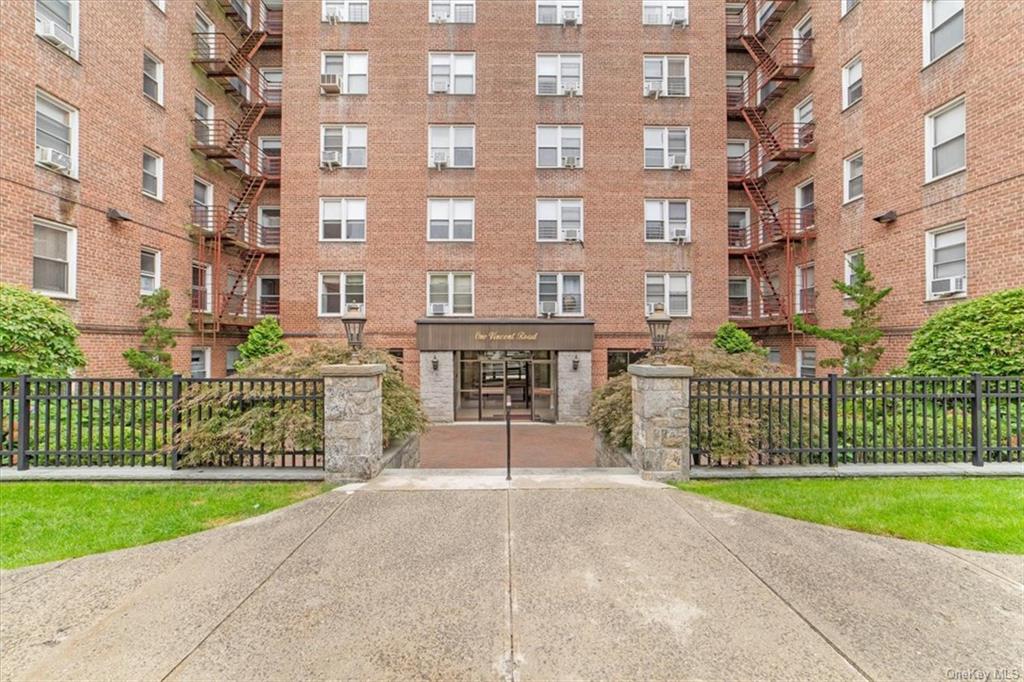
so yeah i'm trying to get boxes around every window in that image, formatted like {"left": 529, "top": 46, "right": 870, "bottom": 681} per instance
{"left": 193, "top": 93, "right": 214, "bottom": 143}
{"left": 138, "top": 149, "right": 163, "bottom": 200}
{"left": 320, "top": 198, "right": 366, "bottom": 241}
{"left": 260, "top": 68, "right": 283, "bottom": 105}
{"left": 259, "top": 136, "right": 281, "bottom": 176}
{"left": 726, "top": 70, "right": 746, "bottom": 109}
{"left": 323, "top": 0, "right": 369, "bottom": 22}
{"left": 143, "top": 51, "right": 163, "bottom": 104}
{"left": 140, "top": 249, "right": 160, "bottom": 294}
{"left": 257, "top": 276, "right": 280, "bottom": 315}
{"left": 728, "top": 278, "right": 751, "bottom": 318}
{"left": 644, "top": 127, "right": 689, "bottom": 169}
{"left": 428, "top": 198, "right": 475, "bottom": 241}
{"left": 192, "top": 177, "right": 214, "bottom": 229}
{"left": 226, "top": 347, "right": 241, "bottom": 376}
{"left": 926, "top": 97, "right": 966, "bottom": 181}
{"left": 429, "top": 125, "right": 475, "bottom": 168}
{"left": 841, "top": 0, "right": 859, "bottom": 16}
{"left": 322, "top": 52, "right": 368, "bottom": 94}
{"left": 431, "top": 0, "right": 475, "bottom": 23}
{"left": 643, "top": 0, "right": 688, "bottom": 25}
{"left": 537, "top": 1, "right": 581, "bottom": 24}
{"left": 149, "top": 0, "right": 166, "bottom": 11}
{"left": 795, "top": 179, "right": 815, "bottom": 231}
{"left": 766, "top": 347, "right": 781, "bottom": 364}
{"left": 796, "top": 263, "right": 815, "bottom": 314}
{"left": 728, "top": 208, "right": 750, "bottom": 248}
{"left": 428, "top": 273, "right": 473, "bottom": 316}
{"left": 536, "top": 53, "right": 582, "bottom": 95}
{"left": 645, "top": 273, "right": 691, "bottom": 317}
{"left": 429, "top": 53, "right": 475, "bottom": 94}
{"left": 319, "top": 273, "right": 366, "bottom": 316}
{"left": 644, "top": 199, "right": 689, "bottom": 241}
{"left": 643, "top": 55, "right": 689, "bottom": 97}
{"left": 536, "top": 125, "right": 582, "bottom": 168}
{"left": 191, "top": 262, "right": 212, "bottom": 312}
{"left": 258, "top": 206, "right": 280, "bottom": 246}
{"left": 844, "top": 250, "right": 864, "bottom": 292}
{"left": 35, "top": 91, "right": 77, "bottom": 177}
{"left": 321, "top": 124, "right": 367, "bottom": 167}
{"left": 536, "top": 198, "right": 583, "bottom": 241}
{"left": 927, "top": 224, "right": 967, "bottom": 298}
{"left": 794, "top": 96, "right": 814, "bottom": 126}
{"left": 190, "top": 348, "right": 211, "bottom": 379}
{"left": 842, "top": 56, "right": 862, "bottom": 109}
{"left": 35, "top": 0, "right": 78, "bottom": 58}
{"left": 727, "top": 139, "right": 749, "bottom": 177}
{"left": 924, "top": 0, "right": 964, "bottom": 64}
{"left": 32, "top": 218, "right": 76, "bottom": 298}
{"left": 607, "top": 350, "right": 648, "bottom": 378}
{"left": 537, "top": 273, "right": 583, "bottom": 316}
{"left": 843, "top": 152, "right": 864, "bottom": 203}
{"left": 797, "top": 348, "right": 816, "bottom": 378}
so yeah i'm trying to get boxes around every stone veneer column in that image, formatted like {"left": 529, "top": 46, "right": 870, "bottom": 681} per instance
{"left": 419, "top": 351, "right": 454, "bottom": 423}
{"left": 556, "top": 351, "right": 592, "bottom": 423}
{"left": 627, "top": 364, "right": 694, "bottom": 481}
{"left": 322, "top": 363, "right": 386, "bottom": 483}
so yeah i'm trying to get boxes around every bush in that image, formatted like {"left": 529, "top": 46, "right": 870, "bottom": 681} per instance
{"left": 0, "top": 284, "right": 86, "bottom": 377}
{"left": 905, "top": 288, "right": 1024, "bottom": 376}
{"left": 713, "top": 323, "right": 765, "bottom": 355}
{"left": 123, "top": 289, "right": 175, "bottom": 378}
{"left": 237, "top": 317, "right": 286, "bottom": 368}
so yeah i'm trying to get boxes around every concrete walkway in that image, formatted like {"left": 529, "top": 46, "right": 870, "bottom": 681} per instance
{"left": 1, "top": 473, "right": 1021, "bottom": 681}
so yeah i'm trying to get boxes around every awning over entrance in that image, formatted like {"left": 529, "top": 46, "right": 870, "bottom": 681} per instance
{"left": 415, "top": 318, "right": 595, "bottom": 352}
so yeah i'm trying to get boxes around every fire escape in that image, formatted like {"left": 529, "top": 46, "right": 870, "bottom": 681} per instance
{"left": 189, "top": 15, "right": 281, "bottom": 336}
{"left": 727, "top": 0, "right": 815, "bottom": 333}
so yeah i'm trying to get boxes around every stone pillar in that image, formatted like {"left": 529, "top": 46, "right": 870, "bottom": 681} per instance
{"left": 322, "top": 363, "right": 386, "bottom": 483}
{"left": 419, "top": 351, "right": 454, "bottom": 422}
{"left": 556, "top": 351, "right": 592, "bottom": 423}
{"left": 627, "top": 364, "right": 693, "bottom": 481}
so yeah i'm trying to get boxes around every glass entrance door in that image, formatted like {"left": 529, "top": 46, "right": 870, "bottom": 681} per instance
{"left": 480, "top": 361, "right": 506, "bottom": 420}
{"left": 455, "top": 351, "right": 557, "bottom": 422}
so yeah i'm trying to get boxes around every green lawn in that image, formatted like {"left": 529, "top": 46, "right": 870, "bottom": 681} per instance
{"left": 675, "top": 477, "right": 1024, "bottom": 554}
{"left": 0, "top": 481, "right": 331, "bottom": 569}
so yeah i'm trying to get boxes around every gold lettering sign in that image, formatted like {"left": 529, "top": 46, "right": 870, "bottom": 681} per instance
{"left": 474, "top": 331, "right": 540, "bottom": 342}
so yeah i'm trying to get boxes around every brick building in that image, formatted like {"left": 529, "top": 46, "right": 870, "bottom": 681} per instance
{"left": 1, "top": 0, "right": 1021, "bottom": 423}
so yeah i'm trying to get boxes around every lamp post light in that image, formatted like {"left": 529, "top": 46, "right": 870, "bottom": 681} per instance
{"left": 342, "top": 303, "right": 367, "bottom": 356}
{"left": 646, "top": 302, "right": 672, "bottom": 363}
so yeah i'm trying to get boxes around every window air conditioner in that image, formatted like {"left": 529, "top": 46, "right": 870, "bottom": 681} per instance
{"left": 430, "top": 302, "right": 450, "bottom": 316}
{"left": 345, "top": 302, "right": 366, "bottom": 315}
{"left": 672, "top": 226, "right": 689, "bottom": 242}
{"left": 562, "top": 86, "right": 579, "bottom": 97}
{"left": 645, "top": 302, "right": 658, "bottom": 315}
{"left": 320, "top": 73, "right": 341, "bottom": 94}
{"left": 432, "top": 150, "right": 449, "bottom": 168}
{"left": 431, "top": 78, "right": 450, "bottom": 93}
{"left": 37, "top": 18, "right": 76, "bottom": 54}
{"left": 540, "top": 300, "right": 558, "bottom": 316}
{"left": 325, "top": 7, "right": 345, "bottom": 23}
{"left": 561, "top": 8, "right": 578, "bottom": 25}
{"left": 561, "top": 228, "right": 580, "bottom": 242}
{"left": 669, "top": 10, "right": 688, "bottom": 26}
{"left": 931, "top": 276, "right": 966, "bottom": 296}
{"left": 561, "top": 155, "right": 579, "bottom": 169}
{"left": 321, "top": 150, "right": 342, "bottom": 168}
{"left": 644, "top": 82, "right": 663, "bottom": 98}
{"left": 35, "top": 146, "right": 71, "bottom": 173}
{"left": 431, "top": 13, "right": 448, "bottom": 23}
{"left": 669, "top": 154, "right": 688, "bottom": 170}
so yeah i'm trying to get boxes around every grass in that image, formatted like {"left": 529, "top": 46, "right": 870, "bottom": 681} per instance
{"left": 0, "top": 481, "right": 332, "bottom": 569}
{"left": 674, "top": 477, "right": 1024, "bottom": 554}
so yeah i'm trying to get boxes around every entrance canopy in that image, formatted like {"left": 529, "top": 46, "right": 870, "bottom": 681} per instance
{"left": 415, "top": 318, "right": 595, "bottom": 352}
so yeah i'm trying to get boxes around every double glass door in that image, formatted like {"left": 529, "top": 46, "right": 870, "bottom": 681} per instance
{"left": 457, "top": 351, "right": 556, "bottom": 422}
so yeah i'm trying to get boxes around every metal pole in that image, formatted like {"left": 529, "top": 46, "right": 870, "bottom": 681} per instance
{"left": 170, "top": 373, "right": 182, "bottom": 470}
{"left": 970, "top": 373, "right": 984, "bottom": 467}
{"left": 17, "top": 375, "right": 30, "bottom": 471}
{"left": 505, "top": 394, "right": 512, "bottom": 481}
{"left": 827, "top": 373, "right": 838, "bottom": 468}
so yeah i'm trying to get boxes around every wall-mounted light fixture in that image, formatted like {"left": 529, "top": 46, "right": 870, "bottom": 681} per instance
{"left": 873, "top": 210, "right": 898, "bottom": 225}
{"left": 431, "top": 354, "right": 439, "bottom": 371}
{"left": 106, "top": 208, "right": 132, "bottom": 223}
{"left": 572, "top": 354, "right": 580, "bottom": 371}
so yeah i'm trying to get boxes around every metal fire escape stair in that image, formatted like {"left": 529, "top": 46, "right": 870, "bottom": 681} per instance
{"left": 741, "top": 107, "right": 782, "bottom": 157}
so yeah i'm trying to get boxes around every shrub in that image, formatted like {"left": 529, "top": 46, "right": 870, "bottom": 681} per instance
{"left": 237, "top": 317, "right": 286, "bottom": 367}
{"left": 123, "top": 289, "right": 175, "bottom": 378}
{"left": 905, "top": 288, "right": 1024, "bottom": 376}
{"left": 713, "top": 323, "right": 765, "bottom": 355}
{"left": 0, "top": 284, "right": 86, "bottom": 377}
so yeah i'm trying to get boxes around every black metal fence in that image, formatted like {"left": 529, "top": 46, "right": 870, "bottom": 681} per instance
{"left": 690, "top": 375, "right": 1023, "bottom": 466}
{"left": 1, "top": 375, "right": 324, "bottom": 469}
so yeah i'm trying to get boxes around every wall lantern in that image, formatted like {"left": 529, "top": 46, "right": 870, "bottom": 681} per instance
{"left": 572, "top": 354, "right": 580, "bottom": 371}
{"left": 647, "top": 302, "right": 673, "bottom": 355}
{"left": 431, "top": 354, "right": 439, "bottom": 371}
{"left": 342, "top": 303, "right": 367, "bottom": 352}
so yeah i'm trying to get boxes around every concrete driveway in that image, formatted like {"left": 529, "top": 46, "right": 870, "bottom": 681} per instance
{"left": 2, "top": 471, "right": 1021, "bottom": 681}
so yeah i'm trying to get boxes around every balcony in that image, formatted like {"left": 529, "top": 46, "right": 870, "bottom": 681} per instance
{"left": 190, "top": 206, "right": 279, "bottom": 253}
{"left": 258, "top": 295, "right": 281, "bottom": 316}
{"left": 755, "top": 207, "right": 816, "bottom": 246}
{"left": 729, "top": 225, "right": 752, "bottom": 251}
{"left": 263, "top": 8, "right": 283, "bottom": 45}
{"left": 728, "top": 300, "right": 751, "bottom": 318}
{"left": 727, "top": 85, "right": 746, "bottom": 119}
{"left": 191, "top": 119, "right": 274, "bottom": 181}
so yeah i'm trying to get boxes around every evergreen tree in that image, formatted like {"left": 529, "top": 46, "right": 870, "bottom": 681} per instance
{"left": 123, "top": 289, "right": 176, "bottom": 378}
{"left": 237, "top": 317, "right": 286, "bottom": 366}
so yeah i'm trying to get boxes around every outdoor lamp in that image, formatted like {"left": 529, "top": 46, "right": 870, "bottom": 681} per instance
{"left": 647, "top": 302, "right": 672, "bottom": 354}
{"left": 572, "top": 354, "right": 580, "bottom": 371}
{"left": 342, "top": 303, "right": 367, "bottom": 351}
{"left": 432, "top": 354, "right": 439, "bottom": 371}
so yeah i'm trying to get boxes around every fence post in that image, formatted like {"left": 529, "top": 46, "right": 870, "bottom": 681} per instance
{"left": 828, "top": 373, "right": 838, "bottom": 468}
{"left": 170, "top": 373, "right": 182, "bottom": 470}
{"left": 322, "top": 363, "right": 386, "bottom": 483}
{"left": 627, "top": 363, "right": 693, "bottom": 481}
{"left": 16, "top": 375, "right": 30, "bottom": 471}
{"left": 970, "top": 373, "right": 984, "bottom": 467}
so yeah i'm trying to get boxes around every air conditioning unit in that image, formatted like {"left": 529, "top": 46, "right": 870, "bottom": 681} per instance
{"left": 430, "top": 79, "right": 450, "bottom": 94}
{"left": 35, "top": 146, "right": 71, "bottom": 173}
{"left": 431, "top": 150, "right": 449, "bottom": 169}
{"left": 561, "top": 8, "right": 578, "bottom": 25}
{"left": 539, "top": 300, "right": 558, "bottom": 316}
{"left": 644, "top": 82, "right": 664, "bottom": 98}
{"left": 669, "top": 10, "right": 689, "bottom": 26}
{"left": 669, "top": 154, "right": 688, "bottom": 170}
{"left": 345, "top": 302, "right": 366, "bottom": 315}
{"left": 562, "top": 86, "right": 579, "bottom": 97}
{"left": 430, "top": 302, "right": 450, "bottom": 316}
{"left": 671, "top": 227, "right": 689, "bottom": 242}
{"left": 321, "top": 150, "right": 342, "bottom": 168}
{"left": 431, "top": 13, "right": 449, "bottom": 22}
{"left": 561, "top": 228, "right": 580, "bottom": 242}
{"left": 645, "top": 302, "right": 658, "bottom": 315}
{"left": 561, "top": 156, "right": 579, "bottom": 169}
{"left": 325, "top": 7, "right": 345, "bottom": 23}
{"left": 37, "top": 18, "right": 76, "bottom": 54}
{"left": 320, "top": 73, "right": 341, "bottom": 94}
{"left": 931, "top": 276, "right": 966, "bottom": 297}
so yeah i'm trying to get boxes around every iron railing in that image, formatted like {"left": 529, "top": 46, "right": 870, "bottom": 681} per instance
{"left": 691, "top": 375, "right": 1024, "bottom": 466}
{"left": 1, "top": 376, "right": 323, "bottom": 469}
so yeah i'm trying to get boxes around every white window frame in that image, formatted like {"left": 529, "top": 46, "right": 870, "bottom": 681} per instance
{"left": 644, "top": 126, "right": 690, "bottom": 169}
{"left": 793, "top": 12, "right": 812, "bottom": 39}
{"left": 840, "top": 0, "right": 859, "bottom": 17}
{"left": 428, "top": 125, "right": 475, "bottom": 168}
{"left": 32, "top": 217, "right": 77, "bottom": 299}
{"left": 844, "top": 249, "right": 864, "bottom": 295}
{"left": 35, "top": 0, "right": 79, "bottom": 60}
{"left": 318, "top": 272, "right": 366, "bottom": 316}
{"left": 536, "top": 198, "right": 583, "bottom": 242}
{"left": 319, "top": 197, "right": 367, "bottom": 242}
{"left": 642, "top": 0, "right": 688, "bottom": 25}
{"left": 321, "top": 124, "right": 368, "bottom": 168}
{"left": 192, "top": 262, "right": 213, "bottom": 313}
{"left": 926, "top": 223, "right": 967, "bottom": 300}
{"left": 728, "top": 207, "right": 751, "bottom": 248}
{"left": 794, "top": 177, "right": 815, "bottom": 231}
{"left": 793, "top": 95, "right": 814, "bottom": 125}
{"left": 143, "top": 50, "right": 164, "bottom": 105}
{"left": 190, "top": 347, "right": 211, "bottom": 379}
{"left": 536, "top": 273, "right": 585, "bottom": 317}
{"left": 923, "top": 0, "right": 965, "bottom": 65}
{"left": 149, "top": 0, "right": 166, "bottom": 12}
{"left": 427, "top": 198, "right": 475, "bottom": 241}
{"left": 257, "top": 205, "right": 280, "bottom": 246}
{"left": 842, "top": 55, "right": 863, "bottom": 110}
{"left": 35, "top": 90, "right": 78, "bottom": 178}
{"left": 643, "top": 55, "right": 690, "bottom": 97}
{"left": 256, "top": 275, "right": 280, "bottom": 316}
{"left": 430, "top": 0, "right": 476, "bottom": 23}
{"left": 536, "top": 53, "right": 583, "bottom": 96}
{"left": 322, "top": 0, "right": 369, "bottom": 23}
{"left": 141, "top": 149, "right": 163, "bottom": 200}
{"left": 925, "top": 96, "right": 966, "bottom": 183}
{"left": 797, "top": 347, "right": 816, "bottom": 378}
{"left": 726, "top": 70, "right": 747, "bottom": 107}
{"left": 645, "top": 272, "right": 692, "bottom": 318}
{"left": 843, "top": 152, "right": 864, "bottom": 203}
{"left": 428, "top": 52, "right": 476, "bottom": 95}
{"left": 536, "top": 0, "right": 582, "bottom": 25}
{"left": 140, "top": 248, "right": 161, "bottom": 295}
{"left": 795, "top": 263, "right": 815, "bottom": 314}
{"left": 644, "top": 199, "right": 690, "bottom": 242}
{"left": 322, "top": 52, "right": 368, "bottom": 95}
{"left": 536, "top": 125, "right": 583, "bottom": 168}
{"left": 427, "top": 272, "right": 475, "bottom": 317}
{"left": 728, "top": 277, "right": 751, "bottom": 318}
{"left": 727, "top": 138, "right": 750, "bottom": 176}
